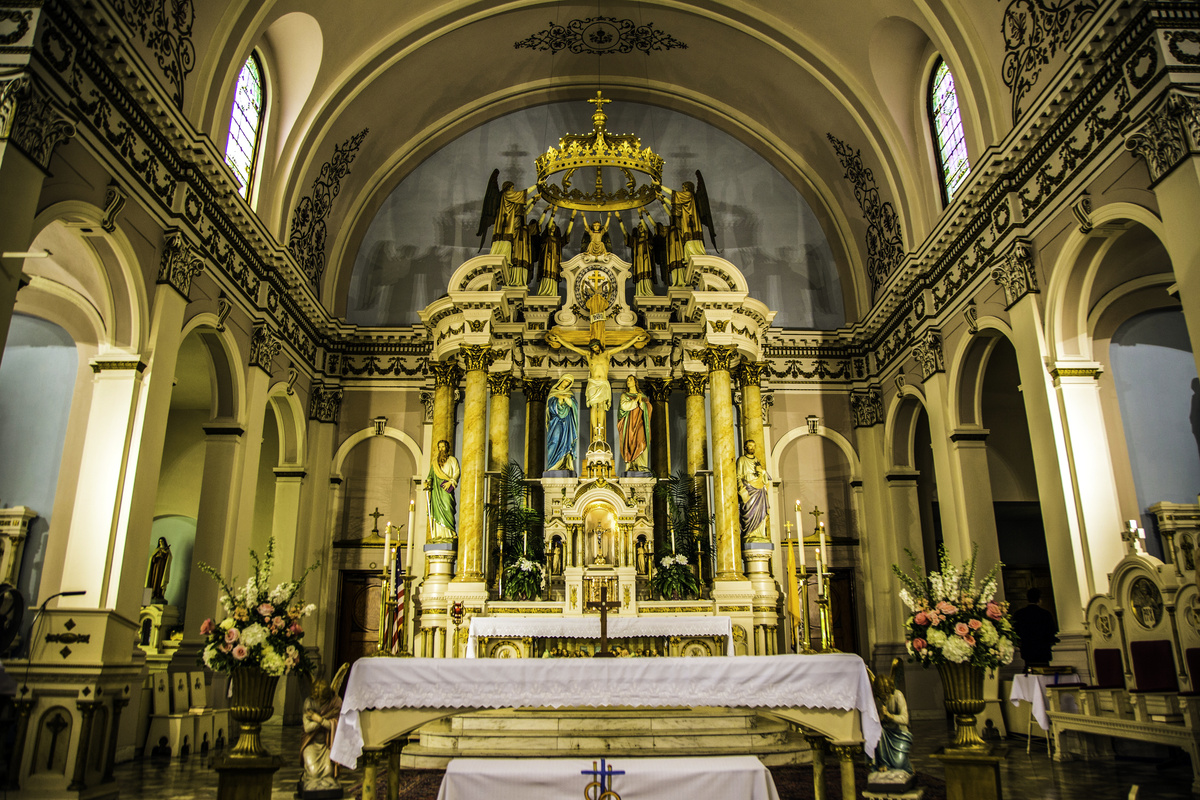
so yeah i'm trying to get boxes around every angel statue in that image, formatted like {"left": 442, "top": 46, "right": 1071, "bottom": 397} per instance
{"left": 867, "top": 657, "right": 916, "bottom": 793}
{"left": 476, "top": 169, "right": 537, "bottom": 285}
{"left": 532, "top": 210, "right": 574, "bottom": 296}
{"left": 659, "top": 171, "right": 717, "bottom": 285}
{"left": 300, "top": 663, "right": 350, "bottom": 797}
{"left": 579, "top": 214, "right": 613, "bottom": 257}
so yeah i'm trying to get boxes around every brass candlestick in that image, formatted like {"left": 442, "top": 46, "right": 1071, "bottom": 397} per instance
{"left": 817, "top": 568, "right": 837, "bottom": 652}
{"left": 799, "top": 573, "right": 816, "bottom": 654}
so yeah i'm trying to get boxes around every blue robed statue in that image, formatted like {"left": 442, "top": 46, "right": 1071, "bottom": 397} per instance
{"left": 545, "top": 376, "right": 578, "bottom": 474}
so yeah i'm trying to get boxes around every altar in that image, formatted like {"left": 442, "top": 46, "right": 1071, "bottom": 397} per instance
{"left": 465, "top": 614, "right": 735, "bottom": 657}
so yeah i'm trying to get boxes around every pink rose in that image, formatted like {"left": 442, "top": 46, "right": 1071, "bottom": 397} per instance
{"left": 964, "top": 635, "right": 976, "bottom": 647}
{"left": 936, "top": 601, "right": 958, "bottom": 615}
{"left": 271, "top": 616, "right": 285, "bottom": 632}
{"left": 200, "top": 618, "right": 215, "bottom": 635}
{"left": 219, "top": 643, "right": 232, "bottom": 654}
{"left": 954, "top": 622, "right": 969, "bottom": 636}
{"left": 225, "top": 628, "right": 240, "bottom": 644}
{"left": 926, "top": 611, "right": 941, "bottom": 625}
{"left": 912, "top": 638, "right": 927, "bottom": 651}
{"left": 986, "top": 602, "right": 1003, "bottom": 621}
{"left": 289, "top": 622, "right": 303, "bottom": 636}
{"left": 914, "top": 612, "right": 929, "bottom": 626}
{"left": 258, "top": 603, "right": 274, "bottom": 618}
{"left": 968, "top": 619, "right": 982, "bottom": 630}
{"left": 232, "top": 644, "right": 248, "bottom": 660}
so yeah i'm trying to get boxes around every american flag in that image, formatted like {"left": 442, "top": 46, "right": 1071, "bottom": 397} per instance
{"left": 391, "top": 567, "right": 405, "bottom": 654}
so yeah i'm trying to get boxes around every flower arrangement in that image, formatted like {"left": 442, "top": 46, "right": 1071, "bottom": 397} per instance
{"left": 503, "top": 556, "right": 544, "bottom": 601}
{"left": 651, "top": 470, "right": 708, "bottom": 600}
{"left": 197, "top": 537, "right": 320, "bottom": 676}
{"left": 892, "top": 544, "right": 1016, "bottom": 669}
{"left": 652, "top": 553, "right": 701, "bottom": 601}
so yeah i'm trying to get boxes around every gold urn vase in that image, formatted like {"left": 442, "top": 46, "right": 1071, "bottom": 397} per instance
{"left": 936, "top": 661, "right": 987, "bottom": 749}
{"left": 228, "top": 668, "right": 279, "bottom": 757}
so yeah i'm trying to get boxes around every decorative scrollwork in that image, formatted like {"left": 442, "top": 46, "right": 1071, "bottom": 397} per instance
{"left": 248, "top": 325, "right": 281, "bottom": 374}
{"left": 514, "top": 16, "right": 687, "bottom": 56}
{"left": 0, "top": 10, "right": 32, "bottom": 45}
{"left": 157, "top": 230, "right": 205, "bottom": 298}
{"left": 288, "top": 128, "right": 368, "bottom": 284}
{"left": 308, "top": 382, "right": 343, "bottom": 424}
{"left": 1167, "top": 31, "right": 1200, "bottom": 65}
{"left": 697, "top": 344, "right": 740, "bottom": 374}
{"left": 1126, "top": 89, "right": 1200, "bottom": 183}
{"left": 990, "top": 238, "right": 1039, "bottom": 308}
{"left": 2, "top": 74, "right": 76, "bottom": 171}
{"left": 999, "top": 0, "right": 1098, "bottom": 122}
{"left": 850, "top": 388, "right": 884, "bottom": 428}
{"left": 911, "top": 330, "right": 944, "bottom": 381}
{"left": 826, "top": 134, "right": 903, "bottom": 291}
{"left": 111, "top": 0, "right": 197, "bottom": 108}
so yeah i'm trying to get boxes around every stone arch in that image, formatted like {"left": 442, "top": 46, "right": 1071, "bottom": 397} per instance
{"left": 331, "top": 425, "right": 422, "bottom": 480}
{"left": 768, "top": 424, "right": 861, "bottom": 482}
{"left": 179, "top": 314, "right": 246, "bottom": 423}
{"left": 948, "top": 318, "right": 1016, "bottom": 430}
{"left": 885, "top": 385, "right": 929, "bottom": 470}
{"left": 266, "top": 381, "right": 308, "bottom": 468}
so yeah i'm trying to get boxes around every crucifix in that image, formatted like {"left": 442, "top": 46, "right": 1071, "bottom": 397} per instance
{"left": 808, "top": 506, "right": 824, "bottom": 529}
{"left": 586, "top": 584, "right": 620, "bottom": 657}
{"left": 1122, "top": 519, "right": 1146, "bottom": 555}
{"left": 369, "top": 507, "right": 384, "bottom": 534}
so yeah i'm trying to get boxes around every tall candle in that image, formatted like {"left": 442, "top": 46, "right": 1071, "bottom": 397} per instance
{"left": 819, "top": 521, "right": 828, "bottom": 565}
{"left": 384, "top": 524, "right": 392, "bottom": 573}
{"left": 405, "top": 500, "right": 415, "bottom": 572}
{"left": 815, "top": 548, "right": 825, "bottom": 594}
{"left": 793, "top": 501, "right": 806, "bottom": 570}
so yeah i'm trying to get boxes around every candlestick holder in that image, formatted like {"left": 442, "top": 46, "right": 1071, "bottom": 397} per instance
{"left": 393, "top": 574, "right": 416, "bottom": 657}
{"left": 798, "top": 576, "right": 817, "bottom": 654}
{"left": 817, "top": 570, "right": 838, "bottom": 652}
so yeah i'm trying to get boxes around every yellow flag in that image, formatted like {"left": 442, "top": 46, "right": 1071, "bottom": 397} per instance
{"left": 785, "top": 540, "right": 803, "bottom": 649}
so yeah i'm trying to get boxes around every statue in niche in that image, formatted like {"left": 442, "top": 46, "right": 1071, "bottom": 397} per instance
{"left": 547, "top": 334, "right": 650, "bottom": 444}
{"left": 300, "top": 664, "right": 349, "bottom": 796}
{"left": 736, "top": 439, "right": 771, "bottom": 543}
{"left": 618, "top": 375, "right": 652, "bottom": 474}
{"left": 545, "top": 376, "right": 579, "bottom": 474}
{"left": 426, "top": 440, "right": 460, "bottom": 542}
{"left": 868, "top": 658, "right": 915, "bottom": 793}
{"left": 146, "top": 537, "right": 172, "bottom": 604}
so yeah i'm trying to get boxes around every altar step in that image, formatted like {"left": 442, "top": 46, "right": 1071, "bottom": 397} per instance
{"left": 399, "top": 707, "right": 813, "bottom": 768}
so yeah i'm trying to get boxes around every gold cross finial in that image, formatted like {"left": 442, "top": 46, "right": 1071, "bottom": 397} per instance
{"left": 589, "top": 91, "right": 611, "bottom": 131}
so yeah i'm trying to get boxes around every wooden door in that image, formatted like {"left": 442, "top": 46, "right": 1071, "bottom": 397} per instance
{"left": 335, "top": 571, "right": 382, "bottom": 669}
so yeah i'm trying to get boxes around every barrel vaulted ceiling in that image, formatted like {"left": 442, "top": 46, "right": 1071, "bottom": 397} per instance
{"left": 177, "top": 1, "right": 1061, "bottom": 327}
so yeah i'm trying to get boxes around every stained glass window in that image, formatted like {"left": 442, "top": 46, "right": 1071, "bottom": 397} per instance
{"left": 225, "top": 54, "right": 264, "bottom": 198}
{"left": 929, "top": 59, "right": 970, "bottom": 203}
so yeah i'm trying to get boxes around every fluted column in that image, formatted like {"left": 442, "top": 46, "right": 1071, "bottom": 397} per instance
{"left": 456, "top": 345, "right": 494, "bottom": 581}
{"left": 524, "top": 378, "right": 551, "bottom": 516}
{"left": 700, "top": 346, "right": 744, "bottom": 581}
{"left": 646, "top": 378, "right": 673, "bottom": 554}
{"left": 737, "top": 362, "right": 768, "bottom": 457}
{"left": 429, "top": 360, "right": 460, "bottom": 454}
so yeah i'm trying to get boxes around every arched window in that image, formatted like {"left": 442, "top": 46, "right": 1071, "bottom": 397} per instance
{"left": 224, "top": 54, "right": 265, "bottom": 199}
{"left": 928, "top": 58, "right": 970, "bottom": 203}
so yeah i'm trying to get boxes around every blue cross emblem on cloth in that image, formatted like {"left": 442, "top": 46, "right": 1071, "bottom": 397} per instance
{"left": 581, "top": 758, "right": 626, "bottom": 799}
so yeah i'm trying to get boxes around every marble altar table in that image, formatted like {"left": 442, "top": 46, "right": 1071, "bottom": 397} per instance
{"left": 435, "top": 755, "right": 781, "bottom": 800}
{"left": 465, "top": 614, "right": 735, "bottom": 657}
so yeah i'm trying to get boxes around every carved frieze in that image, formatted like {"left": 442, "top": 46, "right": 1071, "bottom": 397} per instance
{"left": 308, "top": 382, "right": 343, "bottom": 424}
{"left": 990, "top": 238, "right": 1039, "bottom": 308}
{"left": 850, "top": 388, "right": 884, "bottom": 428}
{"left": 911, "top": 330, "right": 944, "bottom": 381}
{"left": 514, "top": 16, "right": 687, "bottom": 55}
{"left": 248, "top": 325, "right": 281, "bottom": 374}
{"left": 157, "top": 230, "right": 205, "bottom": 298}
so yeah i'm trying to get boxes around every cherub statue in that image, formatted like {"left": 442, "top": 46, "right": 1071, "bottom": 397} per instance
{"left": 300, "top": 663, "right": 350, "bottom": 796}
{"left": 867, "top": 658, "right": 915, "bottom": 792}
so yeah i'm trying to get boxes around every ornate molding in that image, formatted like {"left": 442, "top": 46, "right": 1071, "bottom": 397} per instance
{"left": 850, "top": 388, "right": 884, "bottom": 428}
{"left": 459, "top": 344, "right": 496, "bottom": 373}
{"left": 645, "top": 377, "right": 673, "bottom": 402}
{"left": 990, "top": 238, "right": 1039, "bottom": 308}
{"left": 736, "top": 360, "right": 768, "bottom": 388}
{"left": 697, "top": 344, "right": 740, "bottom": 374}
{"left": 101, "top": 182, "right": 127, "bottom": 233}
{"left": 761, "top": 392, "right": 774, "bottom": 426}
{"left": 288, "top": 128, "right": 368, "bottom": 284}
{"left": 111, "top": 0, "right": 197, "bottom": 107}
{"left": 523, "top": 377, "right": 552, "bottom": 403}
{"left": 1126, "top": 88, "right": 1200, "bottom": 184}
{"left": 156, "top": 229, "right": 204, "bottom": 298}
{"left": 429, "top": 359, "right": 460, "bottom": 388}
{"left": 248, "top": 325, "right": 281, "bottom": 375}
{"left": 514, "top": 16, "right": 687, "bottom": 55}
{"left": 487, "top": 371, "right": 514, "bottom": 396}
{"left": 308, "top": 382, "right": 343, "bottom": 424}
{"left": 419, "top": 390, "right": 434, "bottom": 422}
{"left": 1, "top": 73, "right": 76, "bottom": 171}
{"left": 1000, "top": 0, "right": 1099, "bottom": 122}
{"left": 683, "top": 371, "right": 709, "bottom": 396}
{"left": 911, "top": 330, "right": 944, "bottom": 381}
{"left": 1049, "top": 365, "right": 1101, "bottom": 379}
{"left": 89, "top": 360, "right": 146, "bottom": 373}
{"left": 826, "top": 133, "right": 903, "bottom": 291}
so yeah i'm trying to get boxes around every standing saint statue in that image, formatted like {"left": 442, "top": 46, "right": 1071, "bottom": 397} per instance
{"left": 145, "top": 537, "right": 172, "bottom": 604}
{"left": 426, "top": 439, "right": 460, "bottom": 542}
{"left": 546, "top": 333, "right": 650, "bottom": 444}
{"left": 736, "top": 439, "right": 771, "bottom": 543}
{"left": 545, "top": 376, "right": 579, "bottom": 473}
{"left": 618, "top": 375, "right": 652, "bottom": 474}
{"left": 476, "top": 170, "right": 537, "bottom": 284}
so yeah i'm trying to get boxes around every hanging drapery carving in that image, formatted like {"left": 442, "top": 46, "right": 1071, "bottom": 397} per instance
{"left": 288, "top": 128, "right": 369, "bottom": 285}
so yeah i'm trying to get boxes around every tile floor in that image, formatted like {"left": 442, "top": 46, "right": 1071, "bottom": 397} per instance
{"left": 108, "top": 717, "right": 1195, "bottom": 799}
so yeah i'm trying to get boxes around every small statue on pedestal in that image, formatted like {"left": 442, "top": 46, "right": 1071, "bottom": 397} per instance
{"left": 736, "top": 440, "right": 771, "bottom": 543}
{"left": 299, "top": 664, "right": 349, "bottom": 798}
{"left": 146, "top": 537, "right": 172, "bottom": 604}
{"left": 426, "top": 440, "right": 460, "bottom": 542}
{"left": 867, "top": 657, "right": 916, "bottom": 794}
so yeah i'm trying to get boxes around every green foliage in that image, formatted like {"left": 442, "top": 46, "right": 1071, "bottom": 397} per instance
{"left": 489, "top": 460, "right": 546, "bottom": 600}
{"left": 650, "top": 471, "right": 708, "bottom": 600}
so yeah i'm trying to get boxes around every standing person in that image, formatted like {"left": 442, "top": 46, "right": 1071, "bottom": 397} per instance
{"left": 426, "top": 440, "right": 460, "bottom": 542}
{"left": 617, "top": 375, "right": 651, "bottom": 474}
{"left": 1012, "top": 587, "right": 1058, "bottom": 667}
{"left": 736, "top": 440, "right": 771, "bottom": 543}
{"left": 545, "top": 376, "right": 579, "bottom": 473}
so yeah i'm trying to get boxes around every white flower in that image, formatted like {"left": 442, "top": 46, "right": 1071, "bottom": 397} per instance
{"left": 259, "top": 648, "right": 286, "bottom": 676}
{"left": 241, "top": 623, "right": 268, "bottom": 648}
{"left": 927, "top": 628, "right": 948, "bottom": 647}
{"left": 660, "top": 556, "right": 673, "bottom": 567}
{"left": 202, "top": 645, "right": 216, "bottom": 667}
{"left": 673, "top": 554, "right": 688, "bottom": 565}
{"left": 302, "top": 603, "right": 316, "bottom": 616}
{"left": 997, "top": 637, "right": 1015, "bottom": 665}
{"left": 978, "top": 619, "right": 998, "bottom": 645}
{"left": 941, "top": 635, "right": 972, "bottom": 663}
{"left": 219, "top": 618, "right": 236, "bottom": 630}
{"left": 899, "top": 589, "right": 918, "bottom": 612}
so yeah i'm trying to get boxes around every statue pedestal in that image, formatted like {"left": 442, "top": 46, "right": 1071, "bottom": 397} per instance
{"left": 213, "top": 754, "right": 283, "bottom": 800}
{"left": 931, "top": 744, "right": 1006, "bottom": 800}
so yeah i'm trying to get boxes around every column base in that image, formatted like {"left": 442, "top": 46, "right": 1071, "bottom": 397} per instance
{"left": 213, "top": 754, "right": 283, "bottom": 800}
{"left": 931, "top": 744, "right": 1006, "bottom": 800}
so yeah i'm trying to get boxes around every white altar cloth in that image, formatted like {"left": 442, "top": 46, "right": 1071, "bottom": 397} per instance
{"left": 436, "top": 756, "right": 781, "bottom": 800}
{"left": 1009, "top": 673, "right": 1066, "bottom": 731}
{"left": 332, "top": 653, "right": 881, "bottom": 768}
{"left": 465, "top": 614, "right": 735, "bottom": 657}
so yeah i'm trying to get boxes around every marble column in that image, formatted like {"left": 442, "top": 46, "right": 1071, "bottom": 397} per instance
{"left": 684, "top": 371, "right": 710, "bottom": 583}
{"left": 700, "top": 345, "right": 745, "bottom": 581}
{"left": 455, "top": 345, "right": 494, "bottom": 581}
{"left": 524, "top": 378, "right": 551, "bottom": 516}
{"left": 646, "top": 378, "right": 672, "bottom": 554}
{"left": 488, "top": 371, "right": 513, "bottom": 589}
{"left": 736, "top": 361, "right": 768, "bottom": 457}
{"left": 429, "top": 359, "right": 460, "bottom": 454}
